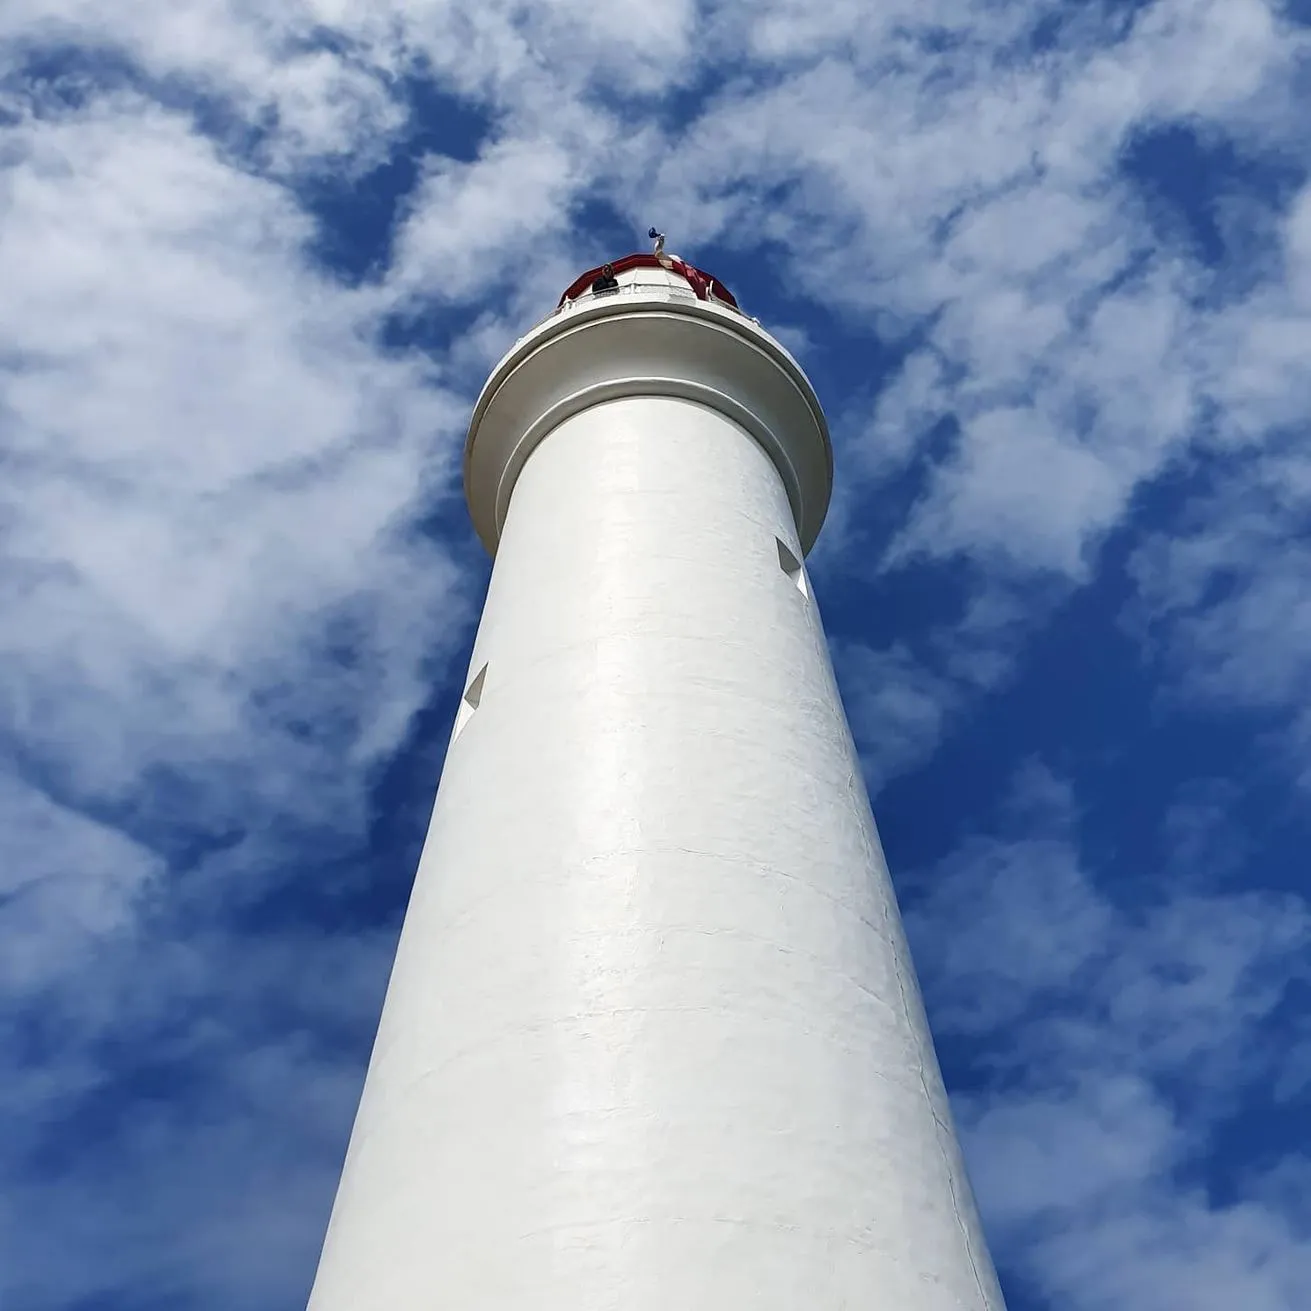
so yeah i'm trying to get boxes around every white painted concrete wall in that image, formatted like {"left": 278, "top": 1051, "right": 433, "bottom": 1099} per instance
{"left": 307, "top": 383, "right": 1006, "bottom": 1308}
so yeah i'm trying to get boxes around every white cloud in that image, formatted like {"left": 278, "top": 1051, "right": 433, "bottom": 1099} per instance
{"left": 1033, "top": 1188, "right": 1311, "bottom": 1311}
{"left": 622, "top": 0, "right": 1308, "bottom": 594}
{"left": 1131, "top": 511, "right": 1311, "bottom": 782}
{"left": 905, "top": 765, "right": 1311, "bottom": 1310}
{"left": 832, "top": 640, "right": 961, "bottom": 791}
{"left": 388, "top": 129, "right": 595, "bottom": 305}
{"left": 2, "top": 1, "right": 1311, "bottom": 1308}
{"left": 964, "top": 1075, "right": 1179, "bottom": 1231}
{"left": 0, "top": 82, "right": 484, "bottom": 1308}
{"left": 0, "top": 771, "right": 162, "bottom": 995}
{"left": 0, "top": 93, "right": 471, "bottom": 824}
{"left": 0, "top": 923, "right": 399, "bottom": 1310}
{"left": 827, "top": 574, "right": 1056, "bottom": 797}
{"left": 891, "top": 407, "right": 1131, "bottom": 576}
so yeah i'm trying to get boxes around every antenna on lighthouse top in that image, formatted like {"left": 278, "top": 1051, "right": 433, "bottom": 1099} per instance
{"left": 648, "top": 225, "right": 675, "bottom": 268}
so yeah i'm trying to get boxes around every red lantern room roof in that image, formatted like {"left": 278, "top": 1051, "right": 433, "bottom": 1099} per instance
{"left": 559, "top": 252, "right": 739, "bottom": 310}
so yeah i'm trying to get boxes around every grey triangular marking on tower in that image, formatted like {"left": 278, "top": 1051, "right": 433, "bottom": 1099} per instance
{"left": 464, "top": 664, "right": 487, "bottom": 708}
{"left": 776, "top": 537, "right": 810, "bottom": 598}
{"left": 452, "top": 663, "right": 488, "bottom": 741}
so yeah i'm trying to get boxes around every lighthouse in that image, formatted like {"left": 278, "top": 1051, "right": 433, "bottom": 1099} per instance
{"left": 306, "top": 241, "right": 1006, "bottom": 1310}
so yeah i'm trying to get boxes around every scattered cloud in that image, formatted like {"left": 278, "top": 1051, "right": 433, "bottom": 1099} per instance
{"left": 905, "top": 764, "right": 1311, "bottom": 1310}
{"left": 0, "top": 57, "right": 472, "bottom": 1311}
{"left": 1127, "top": 440, "right": 1311, "bottom": 785}
{"left": 1, "top": 0, "right": 1310, "bottom": 1307}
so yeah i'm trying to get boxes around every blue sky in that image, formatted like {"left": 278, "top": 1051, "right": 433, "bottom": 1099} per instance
{"left": 1, "top": 2, "right": 1310, "bottom": 1307}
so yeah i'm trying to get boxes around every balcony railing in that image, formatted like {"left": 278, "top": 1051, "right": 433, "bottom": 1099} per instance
{"left": 519, "top": 279, "right": 752, "bottom": 340}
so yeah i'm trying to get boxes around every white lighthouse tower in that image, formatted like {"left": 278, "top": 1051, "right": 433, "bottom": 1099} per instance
{"left": 307, "top": 242, "right": 1006, "bottom": 1310}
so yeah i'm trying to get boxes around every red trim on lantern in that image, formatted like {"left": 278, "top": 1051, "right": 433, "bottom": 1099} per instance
{"left": 559, "top": 253, "right": 739, "bottom": 310}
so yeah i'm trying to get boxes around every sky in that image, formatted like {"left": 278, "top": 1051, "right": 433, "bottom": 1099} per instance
{"left": 1, "top": 1, "right": 1310, "bottom": 1308}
